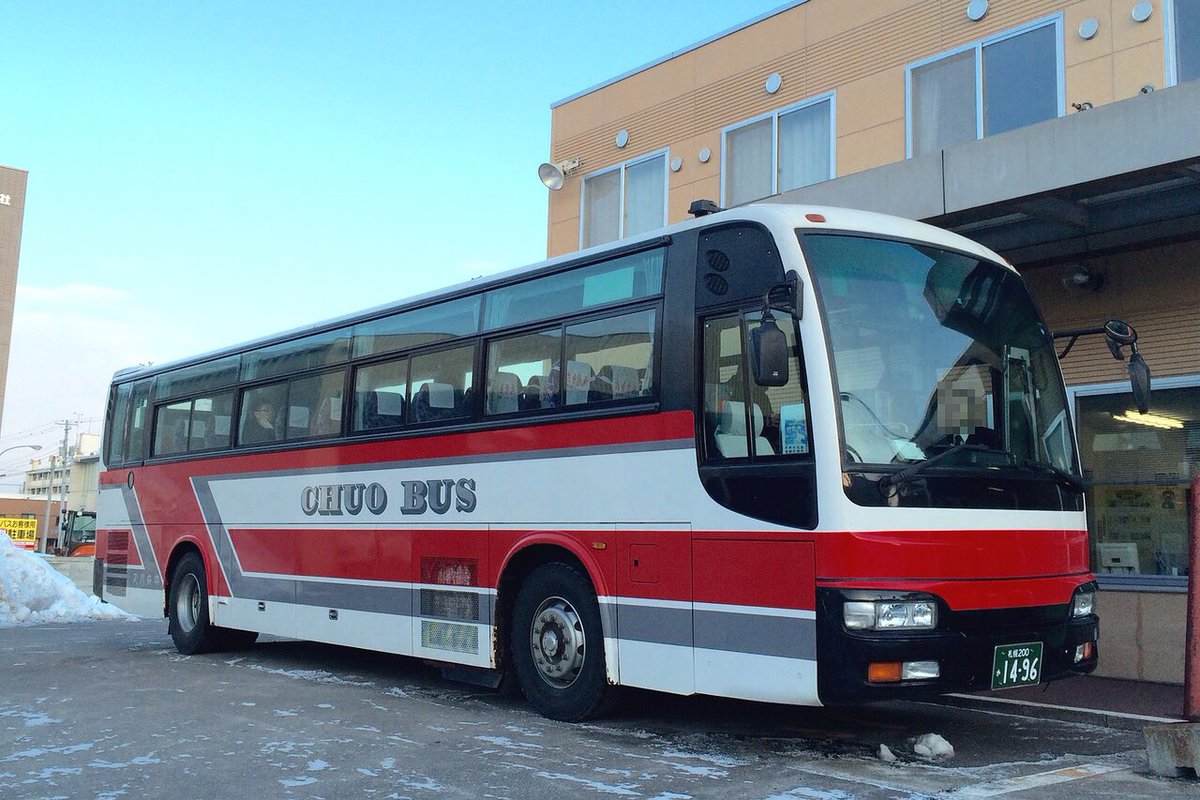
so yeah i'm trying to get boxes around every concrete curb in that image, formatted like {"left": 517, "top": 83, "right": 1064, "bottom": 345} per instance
{"left": 928, "top": 693, "right": 1184, "bottom": 733}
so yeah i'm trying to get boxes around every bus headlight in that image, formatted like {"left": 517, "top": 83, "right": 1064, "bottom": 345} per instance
{"left": 844, "top": 600, "right": 937, "bottom": 630}
{"left": 1071, "top": 589, "right": 1095, "bottom": 618}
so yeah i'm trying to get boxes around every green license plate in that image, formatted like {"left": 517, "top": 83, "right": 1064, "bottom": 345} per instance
{"left": 991, "top": 641, "right": 1043, "bottom": 690}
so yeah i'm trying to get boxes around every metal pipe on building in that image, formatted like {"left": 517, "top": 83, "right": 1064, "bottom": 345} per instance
{"left": 1186, "top": 474, "right": 1200, "bottom": 722}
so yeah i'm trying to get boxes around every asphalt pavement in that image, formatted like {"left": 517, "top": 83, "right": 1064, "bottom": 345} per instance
{"left": 1, "top": 618, "right": 1195, "bottom": 799}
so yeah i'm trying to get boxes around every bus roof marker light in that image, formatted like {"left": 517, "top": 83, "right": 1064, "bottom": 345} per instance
{"left": 805, "top": 213, "right": 825, "bottom": 223}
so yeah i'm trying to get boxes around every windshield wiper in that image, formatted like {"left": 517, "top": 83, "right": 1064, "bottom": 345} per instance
{"left": 1018, "top": 459, "right": 1085, "bottom": 494}
{"left": 877, "top": 443, "right": 992, "bottom": 491}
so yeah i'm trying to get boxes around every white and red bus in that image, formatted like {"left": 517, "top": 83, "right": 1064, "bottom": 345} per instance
{"left": 97, "top": 203, "right": 1131, "bottom": 721}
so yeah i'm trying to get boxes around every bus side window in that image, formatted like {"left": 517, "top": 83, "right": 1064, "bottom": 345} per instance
{"left": 125, "top": 380, "right": 153, "bottom": 463}
{"left": 702, "top": 314, "right": 808, "bottom": 460}
{"left": 107, "top": 383, "right": 133, "bottom": 465}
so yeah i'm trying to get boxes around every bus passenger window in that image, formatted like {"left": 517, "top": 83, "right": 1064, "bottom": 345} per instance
{"left": 153, "top": 400, "right": 192, "bottom": 457}
{"left": 486, "top": 328, "right": 560, "bottom": 413}
{"left": 409, "top": 344, "right": 474, "bottom": 424}
{"left": 288, "top": 370, "right": 345, "bottom": 439}
{"left": 353, "top": 358, "right": 408, "bottom": 431}
{"left": 563, "top": 308, "right": 656, "bottom": 405}
{"left": 239, "top": 383, "right": 286, "bottom": 445}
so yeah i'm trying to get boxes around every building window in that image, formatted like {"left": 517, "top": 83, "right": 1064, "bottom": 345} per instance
{"left": 1073, "top": 379, "right": 1199, "bottom": 584}
{"left": 907, "top": 17, "right": 1063, "bottom": 157}
{"left": 580, "top": 151, "right": 667, "bottom": 249}
{"left": 722, "top": 94, "right": 834, "bottom": 208}
{"left": 1170, "top": 0, "right": 1200, "bottom": 85}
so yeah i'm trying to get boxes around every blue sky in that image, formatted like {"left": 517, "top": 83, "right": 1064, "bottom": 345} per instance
{"left": 0, "top": 1, "right": 789, "bottom": 485}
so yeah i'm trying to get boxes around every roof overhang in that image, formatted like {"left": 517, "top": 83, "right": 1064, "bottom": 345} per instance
{"left": 770, "top": 79, "right": 1200, "bottom": 267}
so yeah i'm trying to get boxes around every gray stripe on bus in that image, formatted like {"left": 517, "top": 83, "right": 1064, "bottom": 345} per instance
{"left": 614, "top": 603, "right": 816, "bottom": 660}
{"left": 693, "top": 609, "right": 817, "bottom": 660}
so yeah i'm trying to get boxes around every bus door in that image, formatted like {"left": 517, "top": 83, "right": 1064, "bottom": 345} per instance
{"left": 690, "top": 221, "right": 820, "bottom": 703}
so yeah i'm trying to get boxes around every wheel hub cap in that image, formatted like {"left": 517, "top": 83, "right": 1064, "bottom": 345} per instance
{"left": 529, "top": 596, "right": 585, "bottom": 688}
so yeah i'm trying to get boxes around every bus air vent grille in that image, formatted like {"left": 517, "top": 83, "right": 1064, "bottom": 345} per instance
{"left": 420, "top": 620, "right": 479, "bottom": 654}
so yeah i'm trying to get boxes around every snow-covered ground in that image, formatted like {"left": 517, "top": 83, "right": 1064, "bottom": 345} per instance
{"left": 0, "top": 533, "right": 134, "bottom": 627}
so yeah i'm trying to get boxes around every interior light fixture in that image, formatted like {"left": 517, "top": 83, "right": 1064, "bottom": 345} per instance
{"left": 1111, "top": 411, "right": 1183, "bottom": 429}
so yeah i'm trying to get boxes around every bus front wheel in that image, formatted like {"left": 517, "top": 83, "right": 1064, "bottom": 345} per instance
{"left": 511, "top": 563, "right": 615, "bottom": 721}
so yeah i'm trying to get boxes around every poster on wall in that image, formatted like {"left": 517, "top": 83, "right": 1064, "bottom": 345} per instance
{"left": 1093, "top": 484, "right": 1188, "bottom": 576}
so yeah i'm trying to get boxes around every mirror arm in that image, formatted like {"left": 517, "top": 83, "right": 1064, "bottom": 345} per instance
{"left": 1052, "top": 325, "right": 1121, "bottom": 361}
{"left": 761, "top": 270, "right": 804, "bottom": 321}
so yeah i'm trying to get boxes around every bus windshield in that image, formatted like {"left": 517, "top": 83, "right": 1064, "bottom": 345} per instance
{"left": 801, "top": 233, "right": 1076, "bottom": 478}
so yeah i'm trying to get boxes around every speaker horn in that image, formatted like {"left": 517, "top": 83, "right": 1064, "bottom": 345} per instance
{"left": 538, "top": 162, "right": 565, "bottom": 191}
{"left": 537, "top": 157, "right": 580, "bottom": 191}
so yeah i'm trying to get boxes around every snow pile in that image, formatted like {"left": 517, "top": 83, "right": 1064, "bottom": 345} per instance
{"left": 913, "top": 733, "right": 955, "bottom": 760}
{"left": 0, "top": 533, "right": 134, "bottom": 627}
{"left": 878, "top": 744, "right": 897, "bottom": 763}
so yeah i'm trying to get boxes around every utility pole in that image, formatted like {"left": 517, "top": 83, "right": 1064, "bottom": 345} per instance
{"left": 37, "top": 419, "right": 72, "bottom": 553}
{"left": 39, "top": 454, "right": 56, "bottom": 553}
{"left": 56, "top": 418, "right": 72, "bottom": 552}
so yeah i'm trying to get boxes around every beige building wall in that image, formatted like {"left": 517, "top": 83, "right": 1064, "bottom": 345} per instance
{"left": 548, "top": 0, "right": 1174, "bottom": 257}
{"left": 1022, "top": 240, "right": 1200, "bottom": 386}
{"left": 0, "top": 165, "right": 28, "bottom": 433}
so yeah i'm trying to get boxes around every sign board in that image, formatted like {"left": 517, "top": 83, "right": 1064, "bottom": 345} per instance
{"left": 0, "top": 517, "right": 39, "bottom": 550}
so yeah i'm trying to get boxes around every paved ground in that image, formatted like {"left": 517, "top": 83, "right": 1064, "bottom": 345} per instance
{"left": 1, "top": 619, "right": 1195, "bottom": 799}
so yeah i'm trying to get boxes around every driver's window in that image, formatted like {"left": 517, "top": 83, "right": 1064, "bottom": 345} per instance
{"left": 702, "top": 313, "right": 808, "bottom": 459}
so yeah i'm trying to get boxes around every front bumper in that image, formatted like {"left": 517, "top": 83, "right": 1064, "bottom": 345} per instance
{"left": 816, "top": 586, "right": 1099, "bottom": 704}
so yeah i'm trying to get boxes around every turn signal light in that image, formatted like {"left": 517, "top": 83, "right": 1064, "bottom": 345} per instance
{"left": 867, "top": 662, "right": 903, "bottom": 683}
{"left": 1074, "top": 642, "right": 1095, "bottom": 663}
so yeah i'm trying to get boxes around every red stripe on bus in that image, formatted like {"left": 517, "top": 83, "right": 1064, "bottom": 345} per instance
{"left": 100, "top": 410, "right": 696, "bottom": 484}
{"left": 816, "top": 574, "right": 1088, "bottom": 611}
{"left": 814, "top": 528, "right": 1089, "bottom": 580}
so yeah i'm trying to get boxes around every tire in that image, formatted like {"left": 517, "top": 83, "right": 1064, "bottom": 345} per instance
{"left": 511, "top": 563, "right": 615, "bottom": 721}
{"left": 168, "top": 552, "right": 258, "bottom": 654}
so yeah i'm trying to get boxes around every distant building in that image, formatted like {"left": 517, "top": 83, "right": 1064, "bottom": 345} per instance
{"left": 20, "top": 433, "right": 101, "bottom": 542}
{"left": 546, "top": 0, "right": 1199, "bottom": 684}
{"left": 0, "top": 164, "right": 27, "bottom": 434}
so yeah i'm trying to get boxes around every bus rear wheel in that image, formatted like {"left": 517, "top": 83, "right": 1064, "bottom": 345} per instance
{"left": 168, "top": 552, "right": 257, "bottom": 654}
{"left": 511, "top": 562, "right": 615, "bottom": 721}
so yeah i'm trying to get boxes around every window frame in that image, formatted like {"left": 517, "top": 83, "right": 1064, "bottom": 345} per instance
{"left": 578, "top": 148, "right": 670, "bottom": 250}
{"left": 1166, "top": 0, "right": 1197, "bottom": 87}
{"left": 1066, "top": 373, "right": 1197, "bottom": 593}
{"left": 719, "top": 92, "right": 836, "bottom": 208}
{"left": 904, "top": 14, "right": 1065, "bottom": 158}
{"left": 483, "top": 300, "right": 663, "bottom": 420}
{"left": 151, "top": 390, "right": 237, "bottom": 457}
{"left": 233, "top": 366, "right": 350, "bottom": 450}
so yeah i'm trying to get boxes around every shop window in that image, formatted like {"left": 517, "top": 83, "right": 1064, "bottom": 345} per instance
{"left": 908, "top": 18, "right": 1062, "bottom": 157}
{"left": 580, "top": 152, "right": 666, "bottom": 249}
{"left": 723, "top": 96, "right": 834, "bottom": 207}
{"left": 1075, "top": 384, "right": 1199, "bottom": 580}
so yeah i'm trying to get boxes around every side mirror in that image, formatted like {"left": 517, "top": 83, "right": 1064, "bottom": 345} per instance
{"left": 750, "top": 312, "right": 789, "bottom": 387}
{"left": 1129, "top": 350, "right": 1151, "bottom": 413}
{"left": 1103, "top": 319, "right": 1137, "bottom": 360}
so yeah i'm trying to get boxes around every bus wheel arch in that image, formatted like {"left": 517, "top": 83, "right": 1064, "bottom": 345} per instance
{"left": 164, "top": 541, "right": 206, "bottom": 620}
{"left": 164, "top": 542, "right": 257, "bottom": 654}
{"left": 495, "top": 542, "right": 619, "bottom": 720}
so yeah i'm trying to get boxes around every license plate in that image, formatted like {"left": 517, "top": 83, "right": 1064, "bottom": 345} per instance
{"left": 991, "top": 641, "right": 1043, "bottom": 690}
